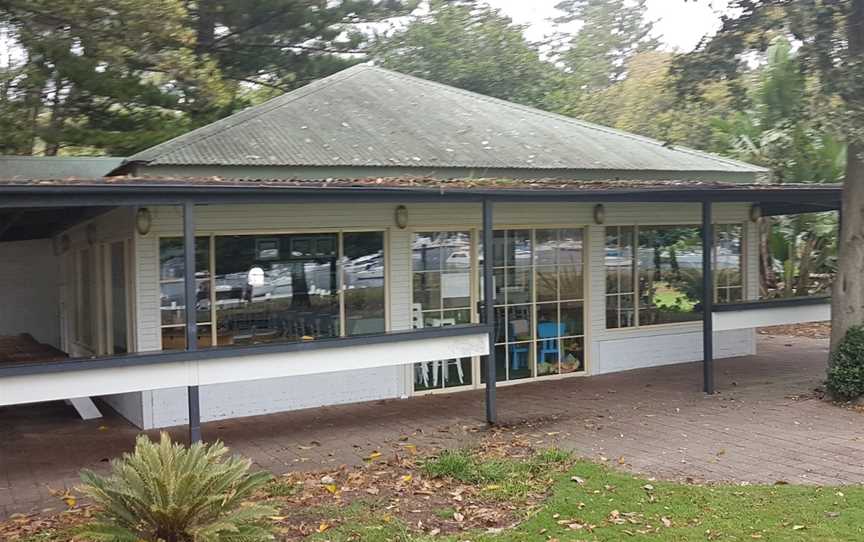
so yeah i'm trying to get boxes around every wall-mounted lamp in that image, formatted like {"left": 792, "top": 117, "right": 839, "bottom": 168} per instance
{"left": 136, "top": 207, "right": 152, "bottom": 235}
{"left": 394, "top": 205, "right": 408, "bottom": 229}
{"left": 749, "top": 204, "right": 762, "bottom": 223}
{"left": 593, "top": 204, "right": 606, "bottom": 225}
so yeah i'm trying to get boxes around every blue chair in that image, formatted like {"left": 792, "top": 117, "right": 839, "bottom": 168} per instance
{"left": 537, "top": 322, "right": 565, "bottom": 364}
{"left": 508, "top": 322, "right": 530, "bottom": 370}
{"left": 510, "top": 343, "right": 529, "bottom": 370}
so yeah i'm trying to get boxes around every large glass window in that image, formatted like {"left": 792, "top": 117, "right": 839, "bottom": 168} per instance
{"left": 605, "top": 224, "right": 744, "bottom": 329}
{"left": 158, "top": 231, "right": 385, "bottom": 350}
{"left": 412, "top": 231, "right": 473, "bottom": 391}
{"left": 480, "top": 228, "right": 586, "bottom": 384}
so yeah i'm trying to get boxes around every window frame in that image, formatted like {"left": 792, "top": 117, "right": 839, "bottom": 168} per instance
{"left": 409, "top": 228, "right": 479, "bottom": 393}
{"left": 157, "top": 228, "right": 389, "bottom": 350}
{"left": 604, "top": 222, "right": 747, "bottom": 330}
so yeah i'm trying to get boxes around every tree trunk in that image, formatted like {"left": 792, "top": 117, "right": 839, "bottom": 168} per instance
{"left": 830, "top": 0, "right": 864, "bottom": 355}
{"left": 758, "top": 217, "right": 775, "bottom": 297}
{"left": 831, "top": 142, "right": 864, "bottom": 354}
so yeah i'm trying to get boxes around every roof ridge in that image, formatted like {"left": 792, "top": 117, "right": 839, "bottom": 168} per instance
{"left": 130, "top": 64, "right": 373, "bottom": 164}
{"left": 366, "top": 65, "right": 763, "bottom": 172}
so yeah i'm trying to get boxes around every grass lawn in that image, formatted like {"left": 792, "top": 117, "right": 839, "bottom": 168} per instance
{"left": 7, "top": 441, "right": 864, "bottom": 541}
{"left": 308, "top": 451, "right": 864, "bottom": 542}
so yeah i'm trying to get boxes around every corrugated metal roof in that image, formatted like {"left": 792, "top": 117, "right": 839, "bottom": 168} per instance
{"left": 125, "top": 65, "right": 767, "bottom": 177}
{"left": 0, "top": 156, "right": 125, "bottom": 179}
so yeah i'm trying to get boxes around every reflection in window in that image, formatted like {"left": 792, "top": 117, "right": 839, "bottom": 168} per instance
{"left": 344, "top": 232, "right": 386, "bottom": 336}
{"left": 604, "top": 224, "right": 745, "bottom": 328}
{"left": 412, "top": 231, "right": 473, "bottom": 391}
{"left": 214, "top": 233, "right": 340, "bottom": 346}
{"left": 159, "top": 237, "right": 211, "bottom": 350}
{"left": 715, "top": 224, "right": 744, "bottom": 303}
{"left": 158, "top": 231, "right": 385, "bottom": 351}
{"left": 480, "top": 228, "right": 586, "bottom": 384}
{"left": 605, "top": 227, "right": 636, "bottom": 329}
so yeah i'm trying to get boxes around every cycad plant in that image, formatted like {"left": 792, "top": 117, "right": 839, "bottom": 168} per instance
{"left": 78, "top": 433, "right": 275, "bottom": 542}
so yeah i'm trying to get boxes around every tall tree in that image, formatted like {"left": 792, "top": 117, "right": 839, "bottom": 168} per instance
{"left": 371, "top": 1, "right": 555, "bottom": 107}
{"left": 672, "top": 0, "right": 864, "bottom": 357}
{"left": 552, "top": 0, "right": 660, "bottom": 90}
{"left": 0, "top": 0, "right": 413, "bottom": 155}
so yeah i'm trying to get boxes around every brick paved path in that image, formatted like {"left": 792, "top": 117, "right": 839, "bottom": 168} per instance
{"left": 2, "top": 334, "right": 862, "bottom": 519}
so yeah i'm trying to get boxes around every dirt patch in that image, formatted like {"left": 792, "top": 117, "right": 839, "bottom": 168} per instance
{"left": 0, "top": 425, "right": 571, "bottom": 541}
{"left": 758, "top": 321, "right": 830, "bottom": 339}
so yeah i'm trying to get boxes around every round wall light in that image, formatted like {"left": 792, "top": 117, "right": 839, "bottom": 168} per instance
{"left": 749, "top": 204, "right": 762, "bottom": 222}
{"left": 394, "top": 205, "right": 408, "bottom": 229}
{"left": 136, "top": 207, "right": 152, "bottom": 235}
{"left": 593, "top": 204, "right": 606, "bottom": 225}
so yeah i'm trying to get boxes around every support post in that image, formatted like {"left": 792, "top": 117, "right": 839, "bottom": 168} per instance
{"left": 482, "top": 199, "right": 497, "bottom": 424}
{"left": 701, "top": 201, "right": 715, "bottom": 394}
{"left": 183, "top": 202, "right": 202, "bottom": 443}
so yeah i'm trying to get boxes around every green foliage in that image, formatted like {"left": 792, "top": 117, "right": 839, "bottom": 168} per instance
{"left": 421, "top": 447, "right": 572, "bottom": 500}
{"left": 552, "top": 0, "right": 660, "bottom": 90}
{"left": 372, "top": 1, "right": 555, "bottom": 107}
{"left": 827, "top": 326, "right": 864, "bottom": 400}
{"left": 77, "top": 433, "right": 275, "bottom": 542}
{"left": 0, "top": 0, "right": 414, "bottom": 155}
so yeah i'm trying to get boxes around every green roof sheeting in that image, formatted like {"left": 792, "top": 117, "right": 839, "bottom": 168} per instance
{"left": 125, "top": 65, "right": 766, "bottom": 180}
{"left": 1, "top": 156, "right": 125, "bottom": 179}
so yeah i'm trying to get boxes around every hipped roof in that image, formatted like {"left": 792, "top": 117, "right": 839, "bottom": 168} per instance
{"left": 123, "top": 65, "right": 767, "bottom": 179}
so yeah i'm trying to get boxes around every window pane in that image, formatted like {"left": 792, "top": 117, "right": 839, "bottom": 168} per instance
{"left": 561, "top": 337, "right": 585, "bottom": 374}
{"left": 561, "top": 301, "right": 584, "bottom": 337}
{"left": 508, "top": 343, "right": 532, "bottom": 380}
{"left": 536, "top": 303, "right": 560, "bottom": 332}
{"left": 535, "top": 229, "right": 558, "bottom": 266}
{"left": 605, "top": 227, "right": 635, "bottom": 328}
{"left": 537, "top": 337, "right": 559, "bottom": 376}
{"left": 413, "top": 272, "right": 441, "bottom": 311}
{"left": 558, "top": 229, "right": 583, "bottom": 267}
{"left": 159, "top": 237, "right": 210, "bottom": 281}
{"left": 507, "top": 305, "right": 533, "bottom": 341}
{"left": 442, "top": 232, "right": 472, "bottom": 272}
{"left": 480, "top": 346, "right": 508, "bottom": 383}
{"left": 536, "top": 266, "right": 558, "bottom": 302}
{"left": 442, "top": 270, "right": 471, "bottom": 308}
{"left": 412, "top": 233, "right": 441, "bottom": 272}
{"left": 214, "top": 234, "right": 340, "bottom": 345}
{"left": 559, "top": 263, "right": 583, "bottom": 300}
{"left": 507, "top": 229, "right": 532, "bottom": 267}
{"left": 505, "top": 267, "right": 532, "bottom": 305}
{"left": 344, "top": 232, "right": 386, "bottom": 336}
{"left": 638, "top": 226, "right": 702, "bottom": 326}
{"left": 160, "top": 279, "right": 210, "bottom": 325}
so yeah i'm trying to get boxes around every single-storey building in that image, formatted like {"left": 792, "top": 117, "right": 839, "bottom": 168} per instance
{"left": 0, "top": 65, "right": 838, "bottom": 436}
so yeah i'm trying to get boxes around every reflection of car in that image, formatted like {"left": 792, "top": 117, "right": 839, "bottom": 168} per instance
{"left": 446, "top": 250, "right": 471, "bottom": 267}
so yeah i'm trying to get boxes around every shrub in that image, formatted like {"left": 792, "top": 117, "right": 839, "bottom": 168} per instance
{"left": 78, "top": 433, "right": 275, "bottom": 542}
{"left": 827, "top": 325, "right": 864, "bottom": 400}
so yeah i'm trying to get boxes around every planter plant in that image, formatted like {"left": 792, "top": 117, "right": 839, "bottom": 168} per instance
{"left": 78, "top": 433, "right": 275, "bottom": 542}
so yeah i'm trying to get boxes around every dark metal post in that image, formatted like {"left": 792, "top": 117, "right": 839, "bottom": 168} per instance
{"left": 482, "top": 199, "right": 497, "bottom": 424}
{"left": 183, "top": 202, "right": 202, "bottom": 443}
{"left": 701, "top": 201, "right": 715, "bottom": 394}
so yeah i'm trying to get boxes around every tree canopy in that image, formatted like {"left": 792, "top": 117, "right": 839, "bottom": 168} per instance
{"left": 0, "top": 0, "right": 414, "bottom": 155}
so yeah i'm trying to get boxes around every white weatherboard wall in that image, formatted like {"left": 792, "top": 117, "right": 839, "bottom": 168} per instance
{"left": 127, "top": 201, "right": 758, "bottom": 429}
{"left": 0, "top": 239, "right": 60, "bottom": 347}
